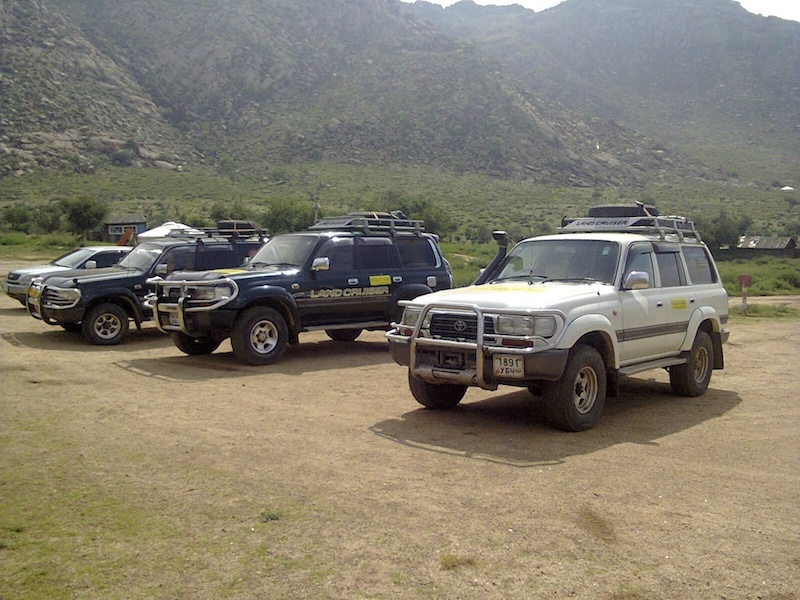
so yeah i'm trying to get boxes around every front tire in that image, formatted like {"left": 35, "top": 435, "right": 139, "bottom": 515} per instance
{"left": 669, "top": 330, "right": 713, "bottom": 397}
{"left": 172, "top": 332, "right": 221, "bottom": 356}
{"left": 230, "top": 306, "right": 288, "bottom": 365}
{"left": 325, "top": 328, "right": 362, "bottom": 342}
{"left": 408, "top": 371, "right": 467, "bottom": 409}
{"left": 543, "top": 345, "right": 606, "bottom": 432}
{"left": 82, "top": 303, "right": 129, "bottom": 345}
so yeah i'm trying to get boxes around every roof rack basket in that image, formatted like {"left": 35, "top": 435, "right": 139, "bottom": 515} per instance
{"left": 560, "top": 203, "right": 702, "bottom": 242}
{"left": 308, "top": 211, "right": 426, "bottom": 235}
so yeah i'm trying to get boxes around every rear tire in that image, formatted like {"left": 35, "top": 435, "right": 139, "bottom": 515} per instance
{"left": 172, "top": 332, "right": 221, "bottom": 356}
{"left": 82, "top": 303, "right": 129, "bottom": 345}
{"left": 543, "top": 345, "right": 606, "bottom": 431}
{"left": 408, "top": 371, "right": 467, "bottom": 409}
{"left": 231, "top": 306, "right": 288, "bottom": 365}
{"left": 670, "top": 330, "right": 713, "bottom": 397}
{"left": 325, "top": 328, "right": 362, "bottom": 342}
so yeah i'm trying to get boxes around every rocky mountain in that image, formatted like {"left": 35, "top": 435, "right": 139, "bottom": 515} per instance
{"left": 405, "top": 0, "right": 800, "bottom": 178}
{"left": 1, "top": 0, "right": 792, "bottom": 186}
{"left": 0, "top": 0, "right": 191, "bottom": 174}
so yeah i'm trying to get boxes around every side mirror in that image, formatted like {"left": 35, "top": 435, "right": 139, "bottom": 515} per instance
{"left": 311, "top": 257, "right": 330, "bottom": 272}
{"left": 154, "top": 264, "right": 168, "bottom": 276}
{"left": 624, "top": 270, "right": 650, "bottom": 290}
{"left": 84, "top": 260, "right": 97, "bottom": 270}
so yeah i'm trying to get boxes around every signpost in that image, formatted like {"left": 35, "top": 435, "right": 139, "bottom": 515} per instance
{"left": 738, "top": 275, "right": 752, "bottom": 313}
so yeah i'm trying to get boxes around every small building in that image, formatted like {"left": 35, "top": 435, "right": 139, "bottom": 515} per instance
{"left": 103, "top": 214, "right": 147, "bottom": 243}
{"left": 737, "top": 236, "right": 797, "bottom": 257}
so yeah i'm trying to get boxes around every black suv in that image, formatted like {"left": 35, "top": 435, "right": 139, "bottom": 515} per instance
{"left": 26, "top": 228, "right": 265, "bottom": 345}
{"left": 152, "top": 213, "right": 452, "bottom": 365}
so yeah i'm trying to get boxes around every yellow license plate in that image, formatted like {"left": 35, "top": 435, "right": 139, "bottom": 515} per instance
{"left": 493, "top": 354, "right": 524, "bottom": 377}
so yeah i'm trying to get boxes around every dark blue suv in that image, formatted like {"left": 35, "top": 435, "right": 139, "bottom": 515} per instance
{"left": 152, "top": 213, "right": 452, "bottom": 365}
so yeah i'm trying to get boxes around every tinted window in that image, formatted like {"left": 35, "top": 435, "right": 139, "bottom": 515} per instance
{"left": 656, "top": 252, "right": 685, "bottom": 287}
{"left": 396, "top": 237, "right": 437, "bottom": 268}
{"left": 356, "top": 238, "right": 399, "bottom": 270}
{"left": 158, "top": 247, "right": 195, "bottom": 273}
{"left": 682, "top": 246, "right": 716, "bottom": 284}
{"left": 93, "top": 252, "right": 126, "bottom": 268}
{"left": 197, "top": 247, "right": 236, "bottom": 270}
{"left": 315, "top": 238, "right": 354, "bottom": 272}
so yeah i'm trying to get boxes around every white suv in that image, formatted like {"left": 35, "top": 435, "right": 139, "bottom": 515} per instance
{"left": 386, "top": 204, "right": 730, "bottom": 431}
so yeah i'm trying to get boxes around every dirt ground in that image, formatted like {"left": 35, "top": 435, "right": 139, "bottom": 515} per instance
{"left": 1, "top": 258, "right": 798, "bottom": 599}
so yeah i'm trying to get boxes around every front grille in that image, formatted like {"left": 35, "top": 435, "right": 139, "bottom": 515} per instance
{"left": 429, "top": 313, "right": 494, "bottom": 342}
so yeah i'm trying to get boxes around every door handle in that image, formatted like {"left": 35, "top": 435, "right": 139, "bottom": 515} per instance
{"left": 348, "top": 278, "right": 359, "bottom": 285}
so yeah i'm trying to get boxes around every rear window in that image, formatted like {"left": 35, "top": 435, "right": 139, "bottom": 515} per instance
{"left": 396, "top": 237, "right": 438, "bottom": 268}
{"left": 681, "top": 246, "right": 717, "bottom": 284}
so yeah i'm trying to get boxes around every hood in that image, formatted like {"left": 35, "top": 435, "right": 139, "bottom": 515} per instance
{"left": 41, "top": 266, "right": 135, "bottom": 287}
{"left": 406, "top": 280, "right": 611, "bottom": 311}
{"left": 165, "top": 265, "right": 299, "bottom": 283}
{"left": 8, "top": 264, "right": 70, "bottom": 281}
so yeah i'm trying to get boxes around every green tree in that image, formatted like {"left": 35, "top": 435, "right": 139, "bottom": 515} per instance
{"left": 1, "top": 204, "right": 35, "bottom": 233}
{"left": 61, "top": 196, "right": 108, "bottom": 242}
{"left": 261, "top": 198, "right": 315, "bottom": 234}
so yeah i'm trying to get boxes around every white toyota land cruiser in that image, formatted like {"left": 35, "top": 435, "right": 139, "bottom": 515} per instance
{"left": 386, "top": 204, "right": 730, "bottom": 431}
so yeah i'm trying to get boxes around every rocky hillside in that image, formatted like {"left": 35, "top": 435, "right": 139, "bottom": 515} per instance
{"left": 0, "top": 1, "right": 192, "bottom": 175}
{"left": 0, "top": 0, "right": 769, "bottom": 185}
{"left": 406, "top": 0, "right": 800, "bottom": 178}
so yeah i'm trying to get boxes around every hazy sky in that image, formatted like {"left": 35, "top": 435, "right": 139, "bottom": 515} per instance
{"left": 398, "top": 1, "right": 800, "bottom": 23}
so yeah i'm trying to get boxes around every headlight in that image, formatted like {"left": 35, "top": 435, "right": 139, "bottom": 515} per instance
{"left": 401, "top": 307, "right": 422, "bottom": 327}
{"left": 191, "top": 285, "right": 234, "bottom": 301}
{"left": 496, "top": 314, "right": 557, "bottom": 338}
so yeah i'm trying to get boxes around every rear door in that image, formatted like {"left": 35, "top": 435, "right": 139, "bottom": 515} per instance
{"left": 354, "top": 237, "right": 400, "bottom": 321}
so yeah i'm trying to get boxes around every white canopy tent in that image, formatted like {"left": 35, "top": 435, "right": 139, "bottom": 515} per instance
{"left": 137, "top": 222, "right": 204, "bottom": 239}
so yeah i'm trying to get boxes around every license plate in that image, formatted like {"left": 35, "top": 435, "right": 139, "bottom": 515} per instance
{"left": 493, "top": 354, "right": 524, "bottom": 378}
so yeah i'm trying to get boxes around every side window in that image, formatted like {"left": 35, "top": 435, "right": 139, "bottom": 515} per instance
{"left": 158, "top": 247, "right": 195, "bottom": 273}
{"left": 625, "top": 246, "right": 655, "bottom": 286}
{"left": 197, "top": 247, "right": 236, "bottom": 270}
{"left": 356, "top": 238, "right": 399, "bottom": 270}
{"left": 94, "top": 252, "right": 125, "bottom": 268}
{"left": 682, "top": 246, "right": 716, "bottom": 284}
{"left": 396, "top": 237, "right": 438, "bottom": 268}
{"left": 315, "top": 238, "right": 354, "bottom": 272}
{"left": 656, "top": 252, "right": 686, "bottom": 288}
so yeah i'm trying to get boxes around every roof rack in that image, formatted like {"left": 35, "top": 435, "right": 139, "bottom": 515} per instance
{"left": 160, "top": 223, "right": 267, "bottom": 241}
{"left": 308, "top": 211, "right": 426, "bottom": 235}
{"left": 560, "top": 203, "right": 702, "bottom": 242}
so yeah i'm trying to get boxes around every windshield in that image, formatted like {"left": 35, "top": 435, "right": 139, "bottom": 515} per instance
{"left": 117, "top": 243, "right": 165, "bottom": 271}
{"left": 53, "top": 248, "right": 96, "bottom": 268}
{"left": 493, "top": 239, "right": 620, "bottom": 284}
{"left": 249, "top": 234, "right": 318, "bottom": 268}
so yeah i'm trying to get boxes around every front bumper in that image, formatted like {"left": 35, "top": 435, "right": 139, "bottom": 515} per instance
{"left": 386, "top": 301, "right": 568, "bottom": 391}
{"left": 3, "top": 281, "right": 27, "bottom": 303}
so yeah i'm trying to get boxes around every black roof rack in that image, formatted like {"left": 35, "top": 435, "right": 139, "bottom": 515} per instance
{"left": 308, "top": 211, "right": 426, "bottom": 235}
{"left": 560, "top": 203, "right": 701, "bottom": 242}
{"left": 157, "top": 222, "right": 267, "bottom": 241}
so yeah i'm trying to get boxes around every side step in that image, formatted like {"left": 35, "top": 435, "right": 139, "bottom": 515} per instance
{"left": 619, "top": 356, "right": 686, "bottom": 377}
{"left": 304, "top": 321, "right": 389, "bottom": 332}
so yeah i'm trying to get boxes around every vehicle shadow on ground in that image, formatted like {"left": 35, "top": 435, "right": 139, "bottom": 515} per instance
{"left": 1, "top": 326, "right": 172, "bottom": 352}
{"left": 114, "top": 338, "right": 393, "bottom": 381}
{"left": 370, "top": 378, "right": 742, "bottom": 466}
{"left": 0, "top": 306, "right": 28, "bottom": 316}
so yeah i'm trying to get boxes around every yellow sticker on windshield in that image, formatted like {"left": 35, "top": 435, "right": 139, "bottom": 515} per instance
{"left": 370, "top": 275, "right": 391, "bottom": 286}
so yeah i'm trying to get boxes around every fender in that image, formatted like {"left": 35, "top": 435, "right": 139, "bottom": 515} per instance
{"left": 85, "top": 289, "right": 145, "bottom": 325}
{"left": 556, "top": 312, "right": 619, "bottom": 368}
{"left": 388, "top": 283, "right": 433, "bottom": 319}
{"left": 682, "top": 306, "right": 722, "bottom": 351}
{"left": 239, "top": 284, "right": 301, "bottom": 326}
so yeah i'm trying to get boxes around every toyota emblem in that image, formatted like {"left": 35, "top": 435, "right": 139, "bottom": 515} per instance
{"left": 453, "top": 320, "right": 468, "bottom": 333}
